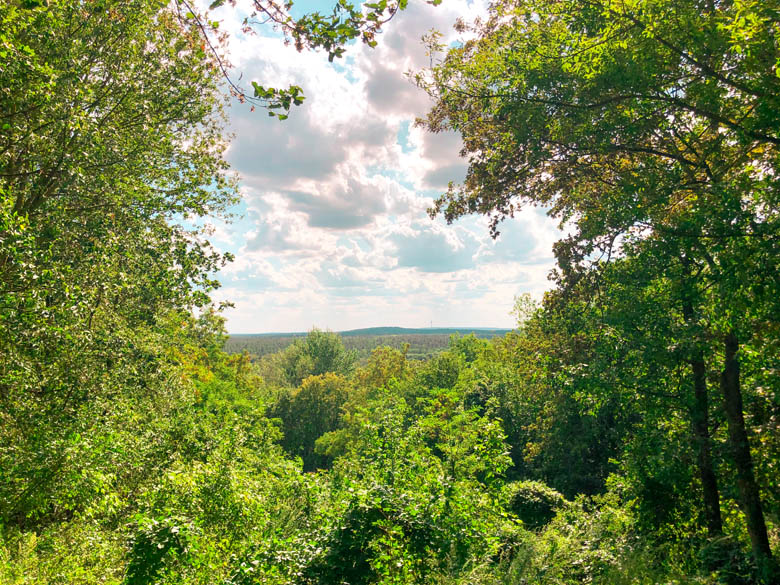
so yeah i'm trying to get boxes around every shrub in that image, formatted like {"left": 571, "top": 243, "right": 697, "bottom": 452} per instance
{"left": 505, "top": 480, "right": 566, "bottom": 530}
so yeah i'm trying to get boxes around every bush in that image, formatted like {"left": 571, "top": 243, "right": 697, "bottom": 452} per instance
{"left": 699, "top": 536, "right": 760, "bottom": 585}
{"left": 505, "top": 480, "right": 566, "bottom": 530}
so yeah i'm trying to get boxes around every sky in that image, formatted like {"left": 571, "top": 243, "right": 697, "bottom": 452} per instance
{"left": 202, "top": 0, "right": 561, "bottom": 333}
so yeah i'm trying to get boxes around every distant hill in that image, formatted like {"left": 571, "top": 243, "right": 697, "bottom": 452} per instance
{"left": 230, "top": 326, "right": 513, "bottom": 338}
{"left": 339, "top": 326, "right": 513, "bottom": 337}
{"left": 225, "top": 327, "right": 515, "bottom": 361}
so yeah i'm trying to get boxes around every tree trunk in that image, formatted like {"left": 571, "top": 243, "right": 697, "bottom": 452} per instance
{"left": 679, "top": 283, "right": 723, "bottom": 536}
{"left": 720, "top": 332, "right": 773, "bottom": 566}
{"left": 691, "top": 356, "right": 723, "bottom": 536}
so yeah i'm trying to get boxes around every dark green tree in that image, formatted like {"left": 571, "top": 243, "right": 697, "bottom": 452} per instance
{"left": 417, "top": 0, "right": 778, "bottom": 569}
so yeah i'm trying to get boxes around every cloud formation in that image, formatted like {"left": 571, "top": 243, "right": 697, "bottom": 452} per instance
{"left": 204, "top": 0, "right": 560, "bottom": 332}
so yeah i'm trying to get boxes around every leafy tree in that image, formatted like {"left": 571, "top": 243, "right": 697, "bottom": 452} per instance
{"left": 354, "top": 344, "right": 411, "bottom": 389}
{"left": 303, "top": 388, "right": 514, "bottom": 585}
{"left": 266, "top": 328, "right": 358, "bottom": 387}
{"left": 269, "top": 372, "right": 353, "bottom": 471}
{"left": 417, "top": 0, "right": 778, "bottom": 569}
{"left": 0, "top": 0, "right": 234, "bottom": 528}
{"left": 414, "top": 350, "right": 465, "bottom": 392}
{"left": 472, "top": 312, "right": 632, "bottom": 497}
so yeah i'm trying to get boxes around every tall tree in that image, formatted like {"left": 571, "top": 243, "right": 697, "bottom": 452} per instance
{"left": 417, "top": 0, "right": 778, "bottom": 568}
{"left": 0, "top": 0, "right": 235, "bottom": 525}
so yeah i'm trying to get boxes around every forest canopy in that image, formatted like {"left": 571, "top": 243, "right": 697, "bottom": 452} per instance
{"left": 1, "top": 0, "right": 778, "bottom": 584}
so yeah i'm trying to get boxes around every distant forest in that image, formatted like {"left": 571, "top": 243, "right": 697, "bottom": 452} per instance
{"left": 226, "top": 328, "right": 513, "bottom": 361}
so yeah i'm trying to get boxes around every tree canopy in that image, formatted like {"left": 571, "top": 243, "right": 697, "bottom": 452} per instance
{"left": 418, "top": 0, "right": 779, "bottom": 572}
{"left": 1, "top": 0, "right": 235, "bottom": 528}
{"left": 1, "top": 0, "right": 778, "bottom": 583}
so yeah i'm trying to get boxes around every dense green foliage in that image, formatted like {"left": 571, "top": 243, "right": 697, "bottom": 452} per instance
{"left": 416, "top": 0, "right": 779, "bottom": 579}
{"left": 1, "top": 0, "right": 778, "bottom": 583}
{"left": 6, "top": 318, "right": 776, "bottom": 583}
{"left": 1, "top": 0, "right": 235, "bottom": 533}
